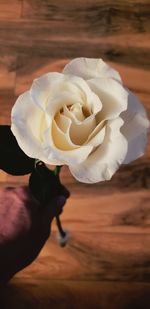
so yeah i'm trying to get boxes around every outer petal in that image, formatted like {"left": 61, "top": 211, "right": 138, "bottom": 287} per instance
{"left": 121, "top": 90, "right": 150, "bottom": 164}
{"left": 63, "top": 58, "right": 122, "bottom": 82}
{"left": 88, "top": 77, "right": 128, "bottom": 119}
{"left": 11, "top": 91, "right": 50, "bottom": 163}
{"left": 30, "top": 72, "right": 66, "bottom": 111}
{"left": 69, "top": 117, "right": 128, "bottom": 183}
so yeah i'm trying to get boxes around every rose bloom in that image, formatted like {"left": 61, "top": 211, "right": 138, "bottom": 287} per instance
{"left": 11, "top": 58, "right": 149, "bottom": 183}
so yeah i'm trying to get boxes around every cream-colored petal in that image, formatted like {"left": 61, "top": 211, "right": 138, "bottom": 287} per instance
{"left": 85, "top": 119, "right": 106, "bottom": 144}
{"left": 85, "top": 124, "right": 106, "bottom": 147}
{"left": 52, "top": 119, "right": 77, "bottom": 150}
{"left": 63, "top": 58, "right": 122, "bottom": 82}
{"left": 60, "top": 75, "right": 89, "bottom": 103}
{"left": 46, "top": 90, "right": 81, "bottom": 118}
{"left": 67, "top": 75, "right": 102, "bottom": 114}
{"left": 122, "top": 133, "right": 148, "bottom": 165}
{"left": 70, "top": 103, "right": 85, "bottom": 121}
{"left": 88, "top": 78, "right": 128, "bottom": 120}
{"left": 121, "top": 90, "right": 150, "bottom": 164}
{"left": 30, "top": 72, "right": 65, "bottom": 111}
{"left": 63, "top": 104, "right": 81, "bottom": 124}
{"left": 90, "top": 91, "right": 102, "bottom": 114}
{"left": 69, "top": 117, "right": 128, "bottom": 183}
{"left": 70, "top": 116, "right": 97, "bottom": 145}
{"left": 43, "top": 125, "right": 93, "bottom": 165}
{"left": 45, "top": 74, "right": 101, "bottom": 117}
{"left": 55, "top": 112, "right": 71, "bottom": 133}
{"left": 63, "top": 105, "right": 97, "bottom": 144}
{"left": 11, "top": 91, "right": 50, "bottom": 163}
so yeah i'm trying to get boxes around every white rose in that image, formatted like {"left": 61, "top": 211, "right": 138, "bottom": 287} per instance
{"left": 11, "top": 58, "right": 149, "bottom": 183}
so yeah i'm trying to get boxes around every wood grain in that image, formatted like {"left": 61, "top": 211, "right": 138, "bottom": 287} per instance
{"left": 22, "top": 0, "right": 150, "bottom": 34}
{"left": 0, "top": 281, "right": 150, "bottom": 309}
{"left": 0, "top": 0, "right": 150, "bottom": 307}
{"left": 0, "top": 1, "right": 21, "bottom": 19}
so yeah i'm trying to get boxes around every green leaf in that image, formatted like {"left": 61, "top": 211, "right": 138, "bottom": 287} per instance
{"left": 0, "top": 125, "right": 35, "bottom": 175}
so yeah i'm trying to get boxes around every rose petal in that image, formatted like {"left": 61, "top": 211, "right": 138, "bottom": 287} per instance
{"left": 63, "top": 58, "right": 122, "bottom": 82}
{"left": 52, "top": 119, "right": 77, "bottom": 150}
{"left": 70, "top": 116, "right": 97, "bottom": 145}
{"left": 63, "top": 105, "right": 97, "bottom": 145}
{"left": 121, "top": 90, "right": 150, "bottom": 164}
{"left": 44, "top": 74, "right": 101, "bottom": 117}
{"left": 122, "top": 133, "right": 148, "bottom": 164}
{"left": 70, "top": 103, "right": 85, "bottom": 121}
{"left": 85, "top": 124, "right": 106, "bottom": 147}
{"left": 46, "top": 90, "right": 82, "bottom": 118}
{"left": 88, "top": 77, "right": 128, "bottom": 119}
{"left": 11, "top": 91, "right": 50, "bottom": 163}
{"left": 43, "top": 126, "right": 93, "bottom": 165}
{"left": 30, "top": 72, "right": 65, "bottom": 111}
{"left": 69, "top": 117, "right": 128, "bottom": 183}
{"left": 55, "top": 112, "right": 71, "bottom": 133}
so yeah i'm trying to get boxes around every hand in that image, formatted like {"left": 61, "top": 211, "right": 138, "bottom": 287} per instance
{"left": 0, "top": 185, "right": 69, "bottom": 285}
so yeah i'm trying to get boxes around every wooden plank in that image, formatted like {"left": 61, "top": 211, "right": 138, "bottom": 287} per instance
{"left": 1, "top": 24, "right": 149, "bottom": 51}
{"left": 1, "top": 183, "right": 149, "bottom": 234}
{"left": 0, "top": 20, "right": 149, "bottom": 70}
{"left": 0, "top": 1, "right": 149, "bottom": 307}
{"left": 0, "top": 280, "right": 150, "bottom": 309}
{"left": 11, "top": 230, "right": 150, "bottom": 282}
{"left": 22, "top": 0, "right": 150, "bottom": 36}
{"left": 0, "top": 50, "right": 17, "bottom": 124}
{"left": 0, "top": 91, "right": 17, "bottom": 125}
{"left": 54, "top": 190, "right": 150, "bottom": 233}
{"left": 0, "top": 0, "right": 22, "bottom": 19}
{"left": 0, "top": 53, "right": 17, "bottom": 91}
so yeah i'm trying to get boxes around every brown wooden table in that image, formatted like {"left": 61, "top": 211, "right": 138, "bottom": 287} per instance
{"left": 0, "top": 1, "right": 150, "bottom": 308}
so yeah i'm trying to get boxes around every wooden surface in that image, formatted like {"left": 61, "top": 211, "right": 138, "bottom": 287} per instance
{"left": 0, "top": 0, "right": 150, "bottom": 308}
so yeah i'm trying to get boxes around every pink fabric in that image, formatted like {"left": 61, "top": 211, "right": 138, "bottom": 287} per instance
{"left": 0, "top": 186, "right": 67, "bottom": 284}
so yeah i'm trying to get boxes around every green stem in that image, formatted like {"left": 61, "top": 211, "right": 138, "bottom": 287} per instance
{"left": 54, "top": 165, "right": 63, "bottom": 177}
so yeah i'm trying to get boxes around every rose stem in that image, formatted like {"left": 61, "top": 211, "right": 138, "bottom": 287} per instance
{"left": 56, "top": 216, "right": 66, "bottom": 237}
{"left": 54, "top": 166, "right": 66, "bottom": 238}
{"left": 53, "top": 165, "right": 62, "bottom": 176}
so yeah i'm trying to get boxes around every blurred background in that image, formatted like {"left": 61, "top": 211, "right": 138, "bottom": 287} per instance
{"left": 0, "top": 0, "right": 150, "bottom": 308}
